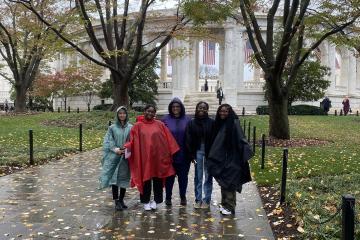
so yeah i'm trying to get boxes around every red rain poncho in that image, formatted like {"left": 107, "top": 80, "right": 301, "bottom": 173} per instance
{"left": 124, "top": 119, "right": 179, "bottom": 194}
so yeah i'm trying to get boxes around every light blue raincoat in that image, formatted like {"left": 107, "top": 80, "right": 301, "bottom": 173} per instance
{"left": 99, "top": 106, "right": 132, "bottom": 189}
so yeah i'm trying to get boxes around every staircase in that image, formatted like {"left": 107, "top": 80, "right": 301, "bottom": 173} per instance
{"left": 183, "top": 92, "right": 221, "bottom": 115}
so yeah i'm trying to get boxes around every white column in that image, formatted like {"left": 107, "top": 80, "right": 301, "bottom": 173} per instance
{"left": 219, "top": 43, "right": 225, "bottom": 87}
{"left": 223, "top": 24, "right": 242, "bottom": 108}
{"left": 327, "top": 43, "right": 336, "bottom": 93}
{"left": 357, "top": 58, "right": 360, "bottom": 89}
{"left": 341, "top": 49, "right": 350, "bottom": 87}
{"left": 348, "top": 52, "right": 357, "bottom": 95}
{"left": 160, "top": 47, "right": 167, "bottom": 82}
{"left": 187, "top": 39, "right": 198, "bottom": 92}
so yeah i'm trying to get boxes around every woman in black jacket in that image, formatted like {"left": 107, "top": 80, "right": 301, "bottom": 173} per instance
{"left": 185, "top": 101, "right": 214, "bottom": 209}
{"left": 207, "top": 104, "right": 253, "bottom": 215}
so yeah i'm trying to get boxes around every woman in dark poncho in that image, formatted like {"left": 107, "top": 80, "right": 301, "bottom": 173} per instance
{"left": 207, "top": 104, "right": 253, "bottom": 215}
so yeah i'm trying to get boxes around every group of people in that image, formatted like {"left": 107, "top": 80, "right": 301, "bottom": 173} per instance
{"left": 321, "top": 96, "right": 351, "bottom": 115}
{"left": 99, "top": 98, "right": 253, "bottom": 215}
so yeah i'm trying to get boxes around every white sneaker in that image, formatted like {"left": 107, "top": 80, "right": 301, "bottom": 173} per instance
{"left": 144, "top": 203, "right": 151, "bottom": 211}
{"left": 221, "top": 208, "right": 232, "bottom": 215}
{"left": 150, "top": 200, "right": 157, "bottom": 210}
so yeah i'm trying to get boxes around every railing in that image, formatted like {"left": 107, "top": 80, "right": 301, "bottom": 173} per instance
{"left": 243, "top": 81, "right": 265, "bottom": 90}
{"left": 158, "top": 81, "right": 172, "bottom": 89}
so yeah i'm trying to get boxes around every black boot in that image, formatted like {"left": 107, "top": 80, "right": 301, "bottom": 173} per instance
{"left": 119, "top": 188, "right": 128, "bottom": 209}
{"left": 115, "top": 200, "right": 123, "bottom": 211}
{"left": 180, "top": 196, "right": 187, "bottom": 206}
{"left": 165, "top": 199, "right": 172, "bottom": 206}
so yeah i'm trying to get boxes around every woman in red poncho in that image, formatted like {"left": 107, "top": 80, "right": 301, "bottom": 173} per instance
{"left": 124, "top": 104, "right": 179, "bottom": 211}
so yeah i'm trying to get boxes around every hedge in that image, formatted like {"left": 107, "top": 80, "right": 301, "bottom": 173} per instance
{"left": 256, "top": 104, "right": 326, "bottom": 115}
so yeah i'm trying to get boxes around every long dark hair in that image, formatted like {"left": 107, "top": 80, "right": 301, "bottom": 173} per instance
{"left": 214, "top": 104, "right": 238, "bottom": 149}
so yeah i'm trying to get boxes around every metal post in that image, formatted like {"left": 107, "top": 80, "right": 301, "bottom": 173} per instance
{"left": 340, "top": 109, "right": 343, "bottom": 116}
{"left": 342, "top": 194, "right": 355, "bottom": 240}
{"left": 58, "top": 107, "right": 60, "bottom": 113}
{"left": 252, "top": 126, "right": 256, "bottom": 153}
{"left": 77, "top": 107, "right": 79, "bottom": 113}
{"left": 261, "top": 134, "right": 265, "bottom": 169}
{"left": 79, "top": 124, "right": 83, "bottom": 152}
{"left": 280, "top": 148, "right": 288, "bottom": 204}
{"left": 242, "top": 107, "right": 245, "bottom": 116}
{"left": 67, "top": 106, "right": 70, "bottom": 113}
{"left": 335, "top": 110, "right": 337, "bottom": 116}
{"left": 247, "top": 122, "right": 251, "bottom": 143}
{"left": 29, "top": 130, "right": 34, "bottom": 165}
{"left": 243, "top": 120, "right": 246, "bottom": 137}
{"left": 357, "top": 110, "right": 359, "bottom": 116}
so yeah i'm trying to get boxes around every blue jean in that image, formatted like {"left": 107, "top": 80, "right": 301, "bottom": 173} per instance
{"left": 194, "top": 145, "right": 213, "bottom": 204}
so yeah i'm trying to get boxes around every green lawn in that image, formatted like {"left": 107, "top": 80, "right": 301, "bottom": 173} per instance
{"left": 0, "top": 111, "right": 136, "bottom": 166}
{"left": 242, "top": 115, "right": 360, "bottom": 239}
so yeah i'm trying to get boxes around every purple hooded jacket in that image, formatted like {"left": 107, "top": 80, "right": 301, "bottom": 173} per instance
{"left": 161, "top": 98, "right": 191, "bottom": 163}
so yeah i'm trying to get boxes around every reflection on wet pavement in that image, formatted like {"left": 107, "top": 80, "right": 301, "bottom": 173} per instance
{"left": 0, "top": 149, "right": 274, "bottom": 239}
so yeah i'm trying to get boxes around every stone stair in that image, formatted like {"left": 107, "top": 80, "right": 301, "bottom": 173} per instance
{"left": 183, "top": 92, "right": 221, "bottom": 115}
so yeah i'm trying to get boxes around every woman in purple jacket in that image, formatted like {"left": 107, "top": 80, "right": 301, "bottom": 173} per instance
{"left": 161, "top": 98, "right": 191, "bottom": 206}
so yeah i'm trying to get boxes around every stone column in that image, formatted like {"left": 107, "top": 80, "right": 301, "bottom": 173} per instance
{"left": 218, "top": 42, "right": 225, "bottom": 88}
{"left": 357, "top": 58, "right": 360, "bottom": 89}
{"left": 187, "top": 39, "right": 199, "bottom": 92}
{"left": 327, "top": 43, "right": 336, "bottom": 93}
{"left": 223, "top": 24, "right": 242, "bottom": 108}
{"left": 341, "top": 48, "right": 350, "bottom": 88}
{"left": 160, "top": 47, "right": 168, "bottom": 82}
{"left": 348, "top": 52, "right": 357, "bottom": 95}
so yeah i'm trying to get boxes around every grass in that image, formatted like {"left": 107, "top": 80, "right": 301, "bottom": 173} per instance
{"left": 0, "top": 111, "right": 137, "bottom": 167}
{"left": 241, "top": 115, "right": 360, "bottom": 239}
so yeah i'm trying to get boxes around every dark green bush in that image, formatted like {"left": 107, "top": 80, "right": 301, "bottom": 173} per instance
{"left": 93, "top": 104, "right": 112, "bottom": 111}
{"left": 256, "top": 104, "right": 326, "bottom": 115}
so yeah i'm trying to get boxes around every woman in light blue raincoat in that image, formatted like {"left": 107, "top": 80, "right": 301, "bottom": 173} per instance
{"left": 100, "top": 106, "right": 132, "bottom": 211}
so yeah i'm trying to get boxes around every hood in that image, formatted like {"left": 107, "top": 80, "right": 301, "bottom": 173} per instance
{"left": 115, "top": 106, "right": 129, "bottom": 126}
{"left": 168, "top": 97, "right": 186, "bottom": 118}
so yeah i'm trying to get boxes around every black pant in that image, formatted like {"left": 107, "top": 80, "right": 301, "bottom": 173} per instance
{"left": 140, "top": 178, "right": 163, "bottom": 204}
{"left": 112, "top": 185, "right": 126, "bottom": 200}
{"left": 165, "top": 162, "right": 191, "bottom": 200}
{"left": 221, "top": 187, "right": 236, "bottom": 212}
{"left": 218, "top": 97, "right": 223, "bottom": 105}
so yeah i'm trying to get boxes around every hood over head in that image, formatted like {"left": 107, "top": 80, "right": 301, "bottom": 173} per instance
{"left": 115, "top": 106, "right": 129, "bottom": 126}
{"left": 168, "top": 97, "right": 186, "bottom": 118}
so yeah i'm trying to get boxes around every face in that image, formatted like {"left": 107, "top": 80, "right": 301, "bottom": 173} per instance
{"left": 219, "top": 106, "right": 229, "bottom": 120}
{"left": 118, "top": 109, "right": 127, "bottom": 122}
{"left": 196, "top": 103, "right": 208, "bottom": 117}
{"left": 144, "top": 107, "right": 156, "bottom": 120}
{"left": 171, "top": 103, "right": 181, "bottom": 116}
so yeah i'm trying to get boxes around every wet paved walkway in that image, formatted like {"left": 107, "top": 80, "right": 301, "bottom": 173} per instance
{"left": 0, "top": 149, "right": 274, "bottom": 240}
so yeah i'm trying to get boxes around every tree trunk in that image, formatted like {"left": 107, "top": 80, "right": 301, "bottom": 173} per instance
{"left": 15, "top": 86, "right": 27, "bottom": 112}
{"left": 111, "top": 72, "right": 129, "bottom": 111}
{"left": 268, "top": 97, "right": 290, "bottom": 139}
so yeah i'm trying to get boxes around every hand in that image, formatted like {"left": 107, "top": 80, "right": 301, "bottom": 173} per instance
{"left": 116, "top": 149, "right": 125, "bottom": 156}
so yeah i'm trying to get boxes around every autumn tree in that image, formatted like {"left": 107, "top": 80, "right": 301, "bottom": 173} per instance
{"left": 14, "top": 0, "right": 189, "bottom": 110}
{"left": 0, "top": 0, "right": 71, "bottom": 112}
{"left": 184, "top": 0, "right": 360, "bottom": 139}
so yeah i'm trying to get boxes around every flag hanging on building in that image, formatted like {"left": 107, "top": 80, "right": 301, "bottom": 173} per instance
{"left": 203, "top": 40, "right": 216, "bottom": 65}
{"left": 335, "top": 55, "right": 340, "bottom": 69}
{"left": 244, "top": 40, "right": 253, "bottom": 64}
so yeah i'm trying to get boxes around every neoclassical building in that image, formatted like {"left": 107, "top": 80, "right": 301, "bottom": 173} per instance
{"left": 1, "top": 7, "right": 360, "bottom": 113}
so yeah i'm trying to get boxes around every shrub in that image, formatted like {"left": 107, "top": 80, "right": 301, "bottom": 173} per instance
{"left": 256, "top": 105, "right": 326, "bottom": 115}
{"left": 93, "top": 104, "right": 112, "bottom": 111}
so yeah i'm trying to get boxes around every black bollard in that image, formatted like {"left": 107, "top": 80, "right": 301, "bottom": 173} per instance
{"left": 58, "top": 107, "right": 60, "bottom": 113}
{"left": 79, "top": 124, "right": 83, "bottom": 152}
{"left": 243, "top": 120, "right": 246, "bottom": 138}
{"left": 242, "top": 107, "right": 245, "bottom": 116}
{"left": 261, "top": 134, "right": 265, "bottom": 169}
{"left": 87, "top": 105, "right": 90, "bottom": 112}
{"left": 280, "top": 148, "right": 288, "bottom": 204}
{"left": 67, "top": 106, "right": 70, "bottom": 113}
{"left": 77, "top": 107, "right": 79, "bottom": 113}
{"left": 335, "top": 110, "right": 337, "bottom": 116}
{"left": 252, "top": 126, "right": 256, "bottom": 153}
{"left": 342, "top": 194, "right": 355, "bottom": 240}
{"left": 108, "top": 120, "right": 112, "bottom": 127}
{"left": 29, "top": 129, "right": 34, "bottom": 165}
{"left": 247, "top": 122, "right": 251, "bottom": 143}
{"left": 340, "top": 109, "right": 343, "bottom": 116}
{"left": 357, "top": 110, "right": 359, "bottom": 116}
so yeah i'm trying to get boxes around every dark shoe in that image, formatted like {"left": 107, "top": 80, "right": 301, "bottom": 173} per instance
{"left": 180, "top": 197, "right": 187, "bottom": 206}
{"left": 119, "top": 200, "right": 128, "bottom": 209}
{"left": 165, "top": 199, "right": 172, "bottom": 206}
{"left": 115, "top": 200, "right": 123, "bottom": 211}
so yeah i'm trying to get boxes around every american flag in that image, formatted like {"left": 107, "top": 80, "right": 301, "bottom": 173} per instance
{"left": 314, "top": 47, "right": 321, "bottom": 61}
{"left": 167, "top": 41, "right": 173, "bottom": 66}
{"left": 203, "top": 40, "right": 216, "bottom": 65}
{"left": 335, "top": 55, "right": 340, "bottom": 69}
{"left": 244, "top": 40, "right": 253, "bottom": 64}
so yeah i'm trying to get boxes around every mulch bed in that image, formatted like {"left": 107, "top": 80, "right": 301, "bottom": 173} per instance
{"left": 258, "top": 185, "right": 301, "bottom": 240}
{"left": 260, "top": 138, "right": 331, "bottom": 147}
